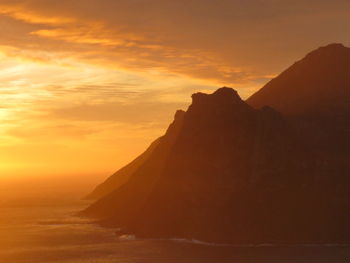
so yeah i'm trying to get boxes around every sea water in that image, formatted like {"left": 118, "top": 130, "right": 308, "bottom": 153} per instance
{"left": 1, "top": 177, "right": 350, "bottom": 263}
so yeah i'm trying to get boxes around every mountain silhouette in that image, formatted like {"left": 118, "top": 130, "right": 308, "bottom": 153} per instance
{"left": 247, "top": 43, "right": 350, "bottom": 116}
{"left": 83, "top": 44, "right": 350, "bottom": 244}
{"left": 248, "top": 43, "right": 350, "bottom": 189}
{"left": 86, "top": 138, "right": 161, "bottom": 200}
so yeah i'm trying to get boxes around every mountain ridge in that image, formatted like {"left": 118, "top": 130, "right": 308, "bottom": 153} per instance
{"left": 83, "top": 43, "right": 350, "bottom": 244}
{"left": 247, "top": 43, "right": 350, "bottom": 116}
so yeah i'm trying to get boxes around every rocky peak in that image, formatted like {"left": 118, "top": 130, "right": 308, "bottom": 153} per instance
{"left": 85, "top": 44, "right": 350, "bottom": 245}
{"left": 317, "top": 43, "right": 345, "bottom": 50}
{"left": 174, "top": 109, "right": 185, "bottom": 121}
{"left": 303, "top": 43, "right": 350, "bottom": 62}
{"left": 191, "top": 87, "right": 242, "bottom": 106}
{"left": 189, "top": 87, "right": 249, "bottom": 117}
{"left": 247, "top": 43, "right": 350, "bottom": 115}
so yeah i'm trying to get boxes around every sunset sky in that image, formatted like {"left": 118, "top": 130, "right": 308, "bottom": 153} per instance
{"left": 1, "top": 0, "right": 350, "bottom": 178}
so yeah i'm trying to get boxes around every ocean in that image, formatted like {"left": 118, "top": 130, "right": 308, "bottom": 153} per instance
{"left": 1, "top": 177, "right": 350, "bottom": 263}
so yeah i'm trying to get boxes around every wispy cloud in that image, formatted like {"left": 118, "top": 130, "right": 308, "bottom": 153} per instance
{"left": 1, "top": 0, "right": 350, "bottom": 177}
{"left": 0, "top": 1, "right": 271, "bottom": 85}
{"left": 1, "top": 0, "right": 350, "bottom": 86}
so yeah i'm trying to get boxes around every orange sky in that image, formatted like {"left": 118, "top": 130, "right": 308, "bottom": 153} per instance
{"left": 0, "top": 0, "right": 350, "bottom": 178}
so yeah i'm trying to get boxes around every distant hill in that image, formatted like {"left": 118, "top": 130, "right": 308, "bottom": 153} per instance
{"left": 82, "top": 44, "right": 350, "bottom": 244}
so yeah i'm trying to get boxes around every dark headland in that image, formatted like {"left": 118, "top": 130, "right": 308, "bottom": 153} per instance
{"left": 82, "top": 43, "right": 350, "bottom": 245}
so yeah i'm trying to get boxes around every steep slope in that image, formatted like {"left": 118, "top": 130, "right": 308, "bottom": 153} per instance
{"left": 83, "top": 44, "right": 350, "bottom": 244}
{"left": 84, "top": 109, "right": 185, "bottom": 217}
{"left": 86, "top": 43, "right": 350, "bottom": 203}
{"left": 83, "top": 88, "right": 334, "bottom": 244}
{"left": 87, "top": 43, "right": 350, "bottom": 203}
{"left": 247, "top": 43, "right": 350, "bottom": 186}
{"left": 86, "top": 138, "right": 161, "bottom": 200}
{"left": 247, "top": 43, "right": 350, "bottom": 116}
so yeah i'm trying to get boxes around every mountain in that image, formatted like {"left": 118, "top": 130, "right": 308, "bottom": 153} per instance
{"left": 248, "top": 43, "right": 350, "bottom": 185}
{"left": 247, "top": 43, "right": 350, "bottom": 116}
{"left": 83, "top": 44, "right": 350, "bottom": 244}
{"left": 86, "top": 138, "right": 161, "bottom": 200}
{"left": 83, "top": 88, "right": 324, "bottom": 244}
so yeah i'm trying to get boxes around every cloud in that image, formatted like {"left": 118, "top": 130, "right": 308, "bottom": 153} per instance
{"left": 1, "top": 0, "right": 350, "bottom": 177}
{"left": 7, "top": 123, "right": 98, "bottom": 139}
{"left": 0, "top": 1, "right": 291, "bottom": 85}
{"left": 49, "top": 100, "right": 184, "bottom": 124}
{"left": 1, "top": 0, "right": 350, "bottom": 87}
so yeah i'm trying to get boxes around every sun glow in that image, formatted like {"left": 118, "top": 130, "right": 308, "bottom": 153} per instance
{"left": 0, "top": 41, "right": 220, "bottom": 178}
{"left": 2, "top": 0, "right": 347, "bottom": 179}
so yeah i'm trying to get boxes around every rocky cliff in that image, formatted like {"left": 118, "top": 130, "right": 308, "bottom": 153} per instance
{"left": 83, "top": 44, "right": 350, "bottom": 244}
